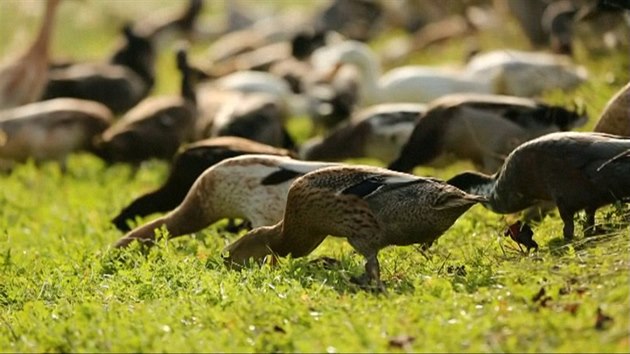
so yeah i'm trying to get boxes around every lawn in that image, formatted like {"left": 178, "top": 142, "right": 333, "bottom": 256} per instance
{"left": 0, "top": 1, "right": 629, "bottom": 352}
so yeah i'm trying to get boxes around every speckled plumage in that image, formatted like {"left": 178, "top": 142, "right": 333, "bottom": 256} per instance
{"left": 112, "top": 136, "right": 294, "bottom": 232}
{"left": 224, "top": 165, "right": 485, "bottom": 290}
{"left": 448, "top": 132, "right": 630, "bottom": 239}
{"left": 114, "top": 154, "right": 335, "bottom": 248}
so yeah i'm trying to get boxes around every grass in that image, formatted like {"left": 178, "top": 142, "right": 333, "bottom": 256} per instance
{"left": 1, "top": 1, "right": 629, "bottom": 352}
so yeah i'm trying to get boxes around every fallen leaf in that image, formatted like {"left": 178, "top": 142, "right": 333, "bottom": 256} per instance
{"left": 388, "top": 335, "right": 415, "bottom": 349}
{"left": 595, "top": 307, "right": 614, "bottom": 330}
{"left": 532, "top": 287, "right": 546, "bottom": 302}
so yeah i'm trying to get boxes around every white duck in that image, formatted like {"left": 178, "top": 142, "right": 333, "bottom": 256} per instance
{"left": 197, "top": 70, "right": 308, "bottom": 117}
{"left": 310, "top": 40, "right": 493, "bottom": 106}
{"left": 464, "top": 49, "right": 588, "bottom": 97}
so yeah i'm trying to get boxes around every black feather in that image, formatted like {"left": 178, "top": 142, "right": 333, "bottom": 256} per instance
{"left": 261, "top": 168, "right": 303, "bottom": 185}
{"left": 341, "top": 177, "right": 384, "bottom": 198}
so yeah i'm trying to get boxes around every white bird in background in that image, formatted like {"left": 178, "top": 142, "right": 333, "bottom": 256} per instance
{"left": 310, "top": 40, "right": 493, "bottom": 106}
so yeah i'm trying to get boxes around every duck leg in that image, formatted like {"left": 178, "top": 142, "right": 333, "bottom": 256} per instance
{"left": 583, "top": 207, "right": 607, "bottom": 237}
{"left": 347, "top": 236, "right": 386, "bottom": 292}
{"left": 349, "top": 253, "right": 385, "bottom": 293}
{"left": 558, "top": 206, "right": 575, "bottom": 240}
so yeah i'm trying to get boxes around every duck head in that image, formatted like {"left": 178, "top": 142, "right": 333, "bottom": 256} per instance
{"left": 110, "top": 24, "right": 156, "bottom": 88}
{"left": 533, "top": 101, "right": 588, "bottom": 131}
{"left": 222, "top": 225, "right": 282, "bottom": 267}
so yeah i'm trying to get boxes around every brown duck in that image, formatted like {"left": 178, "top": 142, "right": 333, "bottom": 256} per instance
{"left": 594, "top": 81, "right": 630, "bottom": 137}
{"left": 447, "top": 132, "right": 630, "bottom": 240}
{"left": 94, "top": 47, "right": 195, "bottom": 164}
{"left": 223, "top": 165, "right": 485, "bottom": 291}
{"left": 0, "top": 0, "right": 62, "bottom": 109}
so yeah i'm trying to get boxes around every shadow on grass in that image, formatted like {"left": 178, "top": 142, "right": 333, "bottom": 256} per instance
{"left": 547, "top": 228, "right": 627, "bottom": 257}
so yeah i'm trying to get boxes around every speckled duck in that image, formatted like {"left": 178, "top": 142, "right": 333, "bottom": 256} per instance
{"left": 223, "top": 165, "right": 485, "bottom": 290}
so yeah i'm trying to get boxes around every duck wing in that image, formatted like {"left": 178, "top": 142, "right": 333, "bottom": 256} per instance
{"left": 261, "top": 160, "right": 337, "bottom": 185}
{"left": 261, "top": 168, "right": 304, "bottom": 185}
{"left": 341, "top": 174, "right": 429, "bottom": 199}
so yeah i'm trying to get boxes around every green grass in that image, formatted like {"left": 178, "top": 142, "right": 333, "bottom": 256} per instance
{"left": 1, "top": 1, "right": 630, "bottom": 352}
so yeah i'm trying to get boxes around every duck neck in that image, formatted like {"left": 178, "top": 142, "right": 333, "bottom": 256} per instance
{"left": 30, "top": 0, "right": 61, "bottom": 59}
{"left": 447, "top": 171, "right": 497, "bottom": 200}
{"left": 264, "top": 223, "right": 288, "bottom": 255}
{"left": 177, "top": 51, "right": 197, "bottom": 105}
{"left": 345, "top": 52, "right": 381, "bottom": 105}
{"left": 110, "top": 28, "right": 155, "bottom": 88}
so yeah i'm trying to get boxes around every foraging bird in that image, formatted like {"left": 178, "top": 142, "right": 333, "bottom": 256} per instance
{"left": 208, "top": 93, "right": 295, "bottom": 150}
{"left": 388, "top": 93, "right": 587, "bottom": 174}
{"left": 94, "top": 47, "right": 195, "bottom": 164}
{"left": 113, "top": 155, "right": 336, "bottom": 248}
{"left": 311, "top": 40, "right": 493, "bottom": 106}
{"left": 594, "top": 81, "right": 630, "bottom": 137}
{"left": 0, "top": 0, "right": 62, "bottom": 109}
{"left": 112, "top": 136, "right": 295, "bottom": 232}
{"left": 300, "top": 103, "right": 427, "bottom": 164}
{"left": 0, "top": 98, "right": 112, "bottom": 170}
{"left": 447, "top": 132, "right": 630, "bottom": 240}
{"left": 134, "top": 0, "right": 204, "bottom": 47}
{"left": 464, "top": 49, "right": 588, "bottom": 97}
{"left": 43, "top": 25, "right": 155, "bottom": 114}
{"left": 223, "top": 165, "right": 485, "bottom": 291}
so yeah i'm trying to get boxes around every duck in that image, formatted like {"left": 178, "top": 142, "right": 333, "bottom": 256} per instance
{"left": 447, "top": 132, "right": 630, "bottom": 240}
{"left": 594, "top": 81, "right": 630, "bottom": 137}
{"left": 205, "top": 29, "right": 328, "bottom": 79}
{"left": 133, "top": 0, "right": 204, "bottom": 48}
{"left": 203, "top": 92, "right": 295, "bottom": 150}
{"left": 0, "top": 0, "right": 62, "bottom": 109}
{"left": 388, "top": 93, "right": 588, "bottom": 174}
{"left": 464, "top": 49, "right": 588, "bottom": 97}
{"left": 94, "top": 47, "right": 196, "bottom": 164}
{"left": 310, "top": 40, "right": 493, "bottom": 106}
{"left": 0, "top": 98, "right": 112, "bottom": 171}
{"left": 300, "top": 103, "right": 427, "bottom": 164}
{"left": 112, "top": 136, "right": 295, "bottom": 232}
{"left": 314, "top": 0, "right": 384, "bottom": 42}
{"left": 223, "top": 164, "right": 485, "bottom": 291}
{"left": 113, "top": 154, "right": 336, "bottom": 248}
{"left": 506, "top": 0, "right": 577, "bottom": 55}
{"left": 42, "top": 24, "right": 155, "bottom": 115}
{"left": 206, "top": 7, "right": 314, "bottom": 66}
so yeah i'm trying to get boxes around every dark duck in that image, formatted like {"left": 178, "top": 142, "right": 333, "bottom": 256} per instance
{"left": 94, "top": 47, "right": 195, "bottom": 164}
{"left": 42, "top": 24, "right": 155, "bottom": 115}
{"left": 447, "top": 132, "right": 630, "bottom": 240}
{"left": 388, "top": 93, "right": 587, "bottom": 174}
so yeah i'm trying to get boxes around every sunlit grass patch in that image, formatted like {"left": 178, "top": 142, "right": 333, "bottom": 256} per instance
{"left": 1, "top": 0, "right": 629, "bottom": 352}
